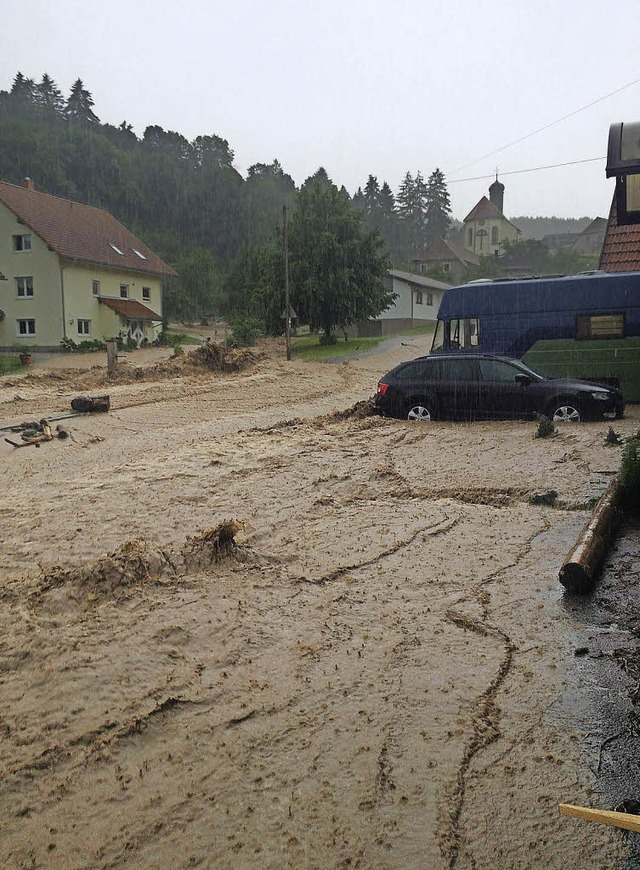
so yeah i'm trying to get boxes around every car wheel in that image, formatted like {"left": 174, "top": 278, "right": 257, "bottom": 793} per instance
{"left": 406, "top": 400, "right": 435, "bottom": 422}
{"left": 549, "top": 400, "right": 582, "bottom": 423}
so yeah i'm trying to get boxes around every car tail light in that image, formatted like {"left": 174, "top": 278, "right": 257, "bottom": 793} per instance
{"left": 377, "top": 381, "right": 389, "bottom": 396}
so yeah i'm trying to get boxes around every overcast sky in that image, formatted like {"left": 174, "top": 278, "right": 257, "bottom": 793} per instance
{"left": 2, "top": 0, "right": 639, "bottom": 220}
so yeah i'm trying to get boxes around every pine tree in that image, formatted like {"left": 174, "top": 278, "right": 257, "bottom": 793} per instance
{"left": 9, "top": 72, "right": 36, "bottom": 116}
{"left": 364, "top": 175, "right": 380, "bottom": 216}
{"left": 65, "top": 79, "right": 100, "bottom": 125}
{"left": 35, "top": 73, "right": 65, "bottom": 115}
{"left": 396, "top": 171, "right": 427, "bottom": 257}
{"left": 424, "top": 168, "right": 452, "bottom": 243}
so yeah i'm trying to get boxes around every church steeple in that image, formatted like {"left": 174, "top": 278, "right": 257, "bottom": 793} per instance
{"left": 489, "top": 172, "right": 505, "bottom": 214}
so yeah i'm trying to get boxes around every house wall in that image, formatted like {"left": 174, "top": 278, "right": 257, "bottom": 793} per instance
{"left": 61, "top": 263, "right": 163, "bottom": 344}
{"left": 0, "top": 202, "right": 64, "bottom": 350}
{"left": 378, "top": 277, "right": 443, "bottom": 321}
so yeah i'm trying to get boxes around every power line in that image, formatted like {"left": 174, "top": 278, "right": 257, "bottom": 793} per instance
{"left": 448, "top": 75, "right": 640, "bottom": 176}
{"left": 446, "top": 155, "right": 606, "bottom": 185}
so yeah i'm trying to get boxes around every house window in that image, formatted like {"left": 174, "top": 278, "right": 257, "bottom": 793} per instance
{"left": 13, "top": 234, "right": 32, "bottom": 251}
{"left": 110, "top": 243, "right": 124, "bottom": 255}
{"left": 576, "top": 313, "right": 624, "bottom": 340}
{"left": 16, "top": 276, "right": 34, "bottom": 297}
{"left": 17, "top": 319, "right": 35, "bottom": 336}
{"left": 120, "top": 284, "right": 129, "bottom": 299}
{"left": 443, "top": 262, "right": 450, "bottom": 273}
{"left": 77, "top": 319, "right": 91, "bottom": 336}
{"left": 426, "top": 292, "right": 433, "bottom": 306}
{"left": 491, "top": 227, "right": 499, "bottom": 245}
{"left": 133, "top": 249, "right": 148, "bottom": 260}
{"left": 467, "top": 228, "right": 473, "bottom": 246}
{"left": 415, "top": 291, "right": 423, "bottom": 305}
{"left": 142, "top": 286, "right": 151, "bottom": 301}
{"left": 92, "top": 280, "right": 100, "bottom": 296}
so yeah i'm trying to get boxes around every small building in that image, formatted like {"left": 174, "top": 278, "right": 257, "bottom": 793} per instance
{"left": 355, "top": 269, "right": 449, "bottom": 337}
{"left": 411, "top": 236, "right": 480, "bottom": 285}
{"left": 462, "top": 178, "right": 521, "bottom": 257}
{"left": 571, "top": 217, "right": 607, "bottom": 256}
{"left": 600, "top": 121, "right": 640, "bottom": 272}
{"left": 0, "top": 178, "right": 177, "bottom": 351}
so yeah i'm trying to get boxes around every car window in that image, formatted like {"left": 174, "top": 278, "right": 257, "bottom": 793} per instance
{"left": 433, "top": 358, "right": 476, "bottom": 381}
{"left": 396, "top": 361, "right": 431, "bottom": 380}
{"left": 478, "top": 359, "right": 520, "bottom": 383}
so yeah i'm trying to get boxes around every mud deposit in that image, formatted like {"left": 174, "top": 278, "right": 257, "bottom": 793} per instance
{"left": 0, "top": 336, "right": 637, "bottom": 869}
{"left": 561, "top": 517, "right": 640, "bottom": 868}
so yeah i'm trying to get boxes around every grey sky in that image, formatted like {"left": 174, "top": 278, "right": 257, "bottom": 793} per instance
{"left": 2, "top": 0, "right": 639, "bottom": 220}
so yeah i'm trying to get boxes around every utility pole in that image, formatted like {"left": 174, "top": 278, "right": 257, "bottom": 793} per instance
{"left": 283, "top": 205, "right": 291, "bottom": 361}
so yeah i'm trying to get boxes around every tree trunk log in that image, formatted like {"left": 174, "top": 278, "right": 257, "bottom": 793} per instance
{"left": 559, "top": 477, "right": 622, "bottom": 594}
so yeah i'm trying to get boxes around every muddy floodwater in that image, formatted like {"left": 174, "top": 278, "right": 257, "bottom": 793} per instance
{"left": 0, "top": 335, "right": 638, "bottom": 869}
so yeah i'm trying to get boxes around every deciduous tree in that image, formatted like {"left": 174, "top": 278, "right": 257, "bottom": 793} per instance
{"left": 289, "top": 176, "right": 393, "bottom": 342}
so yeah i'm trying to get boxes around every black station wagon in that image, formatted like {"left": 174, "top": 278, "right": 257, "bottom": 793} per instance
{"left": 375, "top": 353, "right": 624, "bottom": 423}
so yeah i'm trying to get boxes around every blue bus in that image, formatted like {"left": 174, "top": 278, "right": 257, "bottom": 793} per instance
{"left": 431, "top": 271, "right": 640, "bottom": 401}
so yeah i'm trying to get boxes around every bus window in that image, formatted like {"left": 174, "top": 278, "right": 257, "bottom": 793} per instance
{"left": 449, "top": 319, "right": 460, "bottom": 348}
{"left": 432, "top": 318, "right": 445, "bottom": 351}
{"left": 464, "top": 317, "right": 480, "bottom": 347}
{"left": 576, "top": 313, "right": 625, "bottom": 340}
{"left": 448, "top": 317, "right": 479, "bottom": 349}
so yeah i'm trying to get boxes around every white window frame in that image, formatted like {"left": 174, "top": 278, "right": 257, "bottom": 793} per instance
{"left": 77, "top": 319, "right": 91, "bottom": 336}
{"left": 133, "top": 249, "right": 148, "bottom": 260}
{"left": 415, "top": 290, "right": 423, "bottom": 305}
{"left": 120, "top": 284, "right": 129, "bottom": 299}
{"left": 16, "top": 276, "right": 34, "bottom": 298}
{"left": 13, "top": 234, "right": 32, "bottom": 252}
{"left": 142, "top": 286, "right": 151, "bottom": 301}
{"left": 109, "top": 243, "right": 124, "bottom": 255}
{"left": 92, "top": 279, "right": 100, "bottom": 296}
{"left": 17, "top": 318, "right": 35, "bottom": 336}
{"left": 426, "top": 292, "right": 434, "bottom": 306}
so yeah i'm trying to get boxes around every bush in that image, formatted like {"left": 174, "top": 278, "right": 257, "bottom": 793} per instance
{"left": 226, "top": 317, "right": 263, "bottom": 348}
{"left": 60, "top": 337, "right": 106, "bottom": 352}
{"left": 534, "top": 414, "right": 556, "bottom": 439}
{"left": 619, "top": 439, "right": 640, "bottom": 511}
{"left": 604, "top": 427, "right": 623, "bottom": 446}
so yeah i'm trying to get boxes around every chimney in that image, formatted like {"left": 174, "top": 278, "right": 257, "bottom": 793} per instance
{"left": 21, "top": 178, "right": 35, "bottom": 191}
{"left": 489, "top": 175, "right": 504, "bottom": 214}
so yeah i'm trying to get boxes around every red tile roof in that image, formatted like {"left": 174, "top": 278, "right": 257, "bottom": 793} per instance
{"left": 599, "top": 192, "right": 640, "bottom": 271}
{"left": 0, "top": 180, "right": 177, "bottom": 278}
{"left": 99, "top": 297, "right": 162, "bottom": 321}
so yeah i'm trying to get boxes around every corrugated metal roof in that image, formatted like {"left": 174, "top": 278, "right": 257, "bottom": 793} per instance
{"left": 0, "top": 180, "right": 177, "bottom": 278}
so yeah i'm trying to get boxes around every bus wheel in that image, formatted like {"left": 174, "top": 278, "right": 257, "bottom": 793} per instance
{"left": 407, "top": 400, "right": 436, "bottom": 422}
{"left": 550, "top": 401, "right": 582, "bottom": 423}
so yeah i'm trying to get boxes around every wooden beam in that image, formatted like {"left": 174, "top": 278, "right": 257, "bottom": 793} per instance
{"left": 559, "top": 803, "right": 640, "bottom": 833}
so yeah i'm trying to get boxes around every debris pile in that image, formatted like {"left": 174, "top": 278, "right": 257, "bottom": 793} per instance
{"left": 3, "top": 419, "right": 68, "bottom": 449}
{"left": 35, "top": 519, "right": 244, "bottom": 604}
{"left": 187, "top": 342, "right": 262, "bottom": 373}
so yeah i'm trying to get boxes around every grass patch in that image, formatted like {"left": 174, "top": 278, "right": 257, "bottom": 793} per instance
{"left": 292, "top": 323, "right": 435, "bottom": 361}
{"left": 162, "top": 331, "right": 202, "bottom": 346}
{"left": 0, "top": 354, "right": 22, "bottom": 376}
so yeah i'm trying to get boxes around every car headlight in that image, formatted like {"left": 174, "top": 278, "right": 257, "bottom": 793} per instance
{"left": 590, "top": 391, "right": 609, "bottom": 401}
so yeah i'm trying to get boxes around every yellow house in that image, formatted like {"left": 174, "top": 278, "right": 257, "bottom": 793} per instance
{"left": 0, "top": 178, "right": 177, "bottom": 351}
{"left": 462, "top": 178, "right": 521, "bottom": 258}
